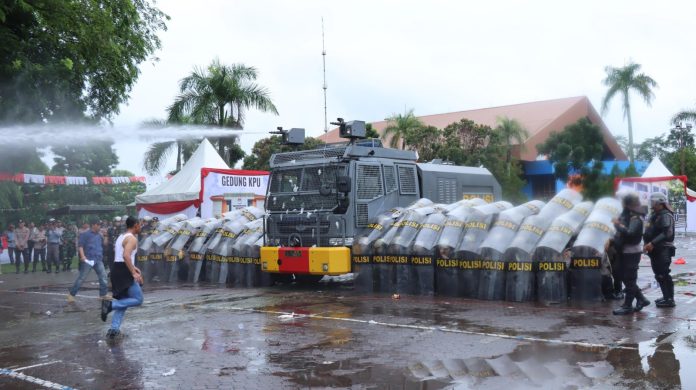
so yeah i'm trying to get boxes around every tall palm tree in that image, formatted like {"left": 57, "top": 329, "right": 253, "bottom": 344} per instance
{"left": 167, "top": 59, "right": 278, "bottom": 164}
{"left": 495, "top": 116, "right": 528, "bottom": 177}
{"left": 140, "top": 119, "right": 200, "bottom": 175}
{"left": 382, "top": 109, "right": 423, "bottom": 149}
{"left": 672, "top": 108, "right": 696, "bottom": 126}
{"left": 601, "top": 62, "right": 658, "bottom": 164}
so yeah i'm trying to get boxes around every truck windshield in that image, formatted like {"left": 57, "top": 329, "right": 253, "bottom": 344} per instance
{"left": 268, "top": 165, "right": 345, "bottom": 212}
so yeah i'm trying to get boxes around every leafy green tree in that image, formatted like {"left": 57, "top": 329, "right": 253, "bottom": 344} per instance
{"left": 495, "top": 116, "right": 528, "bottom": 177}
{"left": 438, "top": 119, "right": 526, "bottom": 202}
{"left": 365, "top": 123, "right": 380, "bottom": 139}
{"left": 51, "top": 141, "right": 118, "bottom": 176}
{"left": 636, "top": 135, "right": 668, "bottom": 162}
{"left": 0, "top": 144, "right": 49, "bottom": 173}
{"left": 242, "top": 136, "right": 325, "bottom": 171}
{"left": 614, "top": 134, "right": 630, "bottom": 156}
{"left": 537, "top": 118, "right": 609, "bottom": 200}
{"left": 665, "top": 124, "right": 695, "bottom": 175}
{"left": 382, "top": 109, "right": 423, "bottom": 149}
{"left": 601, "top": 62, "right": 658, "bottom": 163}
{"left": 404, "top": 125, "right": 442, "bottom": 162}
{"left": 537, "top": 118, "right": 605, "bottom": 181}
{"left": 671, "top": 108, "right": 696, "bottom": 126}
{"left": 167, "top": 59, "right": 278, "bottom": 165}
{"left": 0, "top": 0, "right": 168, "bottom": 123}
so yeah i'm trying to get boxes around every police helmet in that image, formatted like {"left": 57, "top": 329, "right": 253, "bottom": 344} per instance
{"left": 622, "top": 193, "right": 640, "bottom": 208}
{"left": 650, "top": 192, "right": 668, "bottom": 205}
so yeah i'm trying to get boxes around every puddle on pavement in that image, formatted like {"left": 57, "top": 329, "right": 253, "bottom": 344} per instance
{"left": 264, "top": 330, "right": 696, "bottom": 389}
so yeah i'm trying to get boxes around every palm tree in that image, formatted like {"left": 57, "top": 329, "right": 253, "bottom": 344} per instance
{"left": 167, "top": 59, "right": 278, "bottom": 164}
{"left": 382, "top": 109, "right": 423, "bottom": 149}
{"left": 672, "top": 108, "right": 696, "bottom": 126}
{"left": 141, "top": 119, "right": 200, "bottom": 175}
{"left": 495, "top": 116, "right": 528, "bottom": 177}
{"left": 601, "top": 62, "right": 658, "bottom": 164}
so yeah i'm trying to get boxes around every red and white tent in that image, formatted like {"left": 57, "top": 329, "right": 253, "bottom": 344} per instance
{"left": 135, "top": 139, "right": 229, "bottom": 219}
{"left": 615, "top": 157, "right": 696, "bottom": 231}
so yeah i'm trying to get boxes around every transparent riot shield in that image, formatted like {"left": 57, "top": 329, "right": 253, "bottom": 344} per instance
{"left": 158, "top": 221, "right": 186, "bottom": 283}
{"left": 570, "top": 198, "right": 621, "bottom": 303}
{"left": 187, "top": 219, "right": 220, "bottom": 283}
{"left": 504, "top": 190, "right": 581, "bottom": 302}
{"left": 410, "top": 211, "right": 447, "bottom": 295}
{"left": 477, "top": 200, "right": 544, "bottom": 301}
{"left": 455, "top": 201, "right": 513, "bottom": 298}
{"left": 372, "top": 214, "right": 408, "bottom": 293}
{"left": 351, "top": 208, "right": 405, "bottom": 293}
{"left": 136, "top": 222, "right": 155, "bottom": 271}
{"left": 209, "top": 219, "right": 241, "bottom": 284}
{"left": 224, "top": 212, "right": 264, "bottom": 286}
{"left": 435, "top": 203, "right": 478, "bottom": 296}
{"left": 535, "top": 201, "right": 593, "bottom": 304}
{"left": 168, "top": 218, "right": 207, "bottom": 283}
{"left": 235, "top": 219, "right": 266, "bottom": 288}
{"left": 389, "top": 206, "right": 436, "bottom": 295}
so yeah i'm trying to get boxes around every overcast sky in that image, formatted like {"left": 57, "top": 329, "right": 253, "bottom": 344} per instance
{"left": 111, "top": 0, "right": 696, "bottom": 176}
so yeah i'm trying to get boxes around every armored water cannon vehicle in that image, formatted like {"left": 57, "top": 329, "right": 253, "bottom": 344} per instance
{"left": 261, "top": 118, "right": 502, "bottom": 278}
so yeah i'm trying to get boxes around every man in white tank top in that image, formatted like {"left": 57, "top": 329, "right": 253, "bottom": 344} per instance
{"left": 101, "top": 216, "right": 144, "bottom": 340}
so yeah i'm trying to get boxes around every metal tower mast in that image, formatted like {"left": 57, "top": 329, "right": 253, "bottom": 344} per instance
{"left": 322, "top": 18, "right": 328, "bottom": 134}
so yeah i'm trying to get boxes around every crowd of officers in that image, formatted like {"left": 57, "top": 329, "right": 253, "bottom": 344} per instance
{"left": 1, "top": 216, "right": 159, "bottom": 274}
{"left": 609, "top": 192, "right": 677, "bottom": 315}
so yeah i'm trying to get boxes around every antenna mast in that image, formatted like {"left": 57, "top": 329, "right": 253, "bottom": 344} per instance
{"left": 322, "top": 17, "right": 328, "bottom": 134}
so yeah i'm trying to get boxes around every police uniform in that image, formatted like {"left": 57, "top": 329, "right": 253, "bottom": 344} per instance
{"left": 644, "top": 193, "right": 676, "bottom": 307}
{"left": 106, "top": 224, "right": 120, "bottom": 270}
{"left": 612, "top": 194, "right": 650, "bottom": 315}
{"left": 61, "top": 227, "right": 77, "bottom": 270}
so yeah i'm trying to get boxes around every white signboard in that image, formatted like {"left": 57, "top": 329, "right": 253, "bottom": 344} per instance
{"left": 200, "top": 169, "right": 269, "bottom": 218}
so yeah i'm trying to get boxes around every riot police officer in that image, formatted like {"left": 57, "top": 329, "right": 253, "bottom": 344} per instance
{"left": 612, "top": 193, "right": 650, "bottom": 315}
{"left": 644, "top": 192, "right": 676, "bottom": 308}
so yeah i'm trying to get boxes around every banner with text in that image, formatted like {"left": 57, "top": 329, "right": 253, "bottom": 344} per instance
{"left": 200, "top": 169, "right": 269, "bottom": 218}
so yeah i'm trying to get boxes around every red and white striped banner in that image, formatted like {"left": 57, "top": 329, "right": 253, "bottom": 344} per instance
{"left": 0, "top": 172, "right": 145, "bottom": 186}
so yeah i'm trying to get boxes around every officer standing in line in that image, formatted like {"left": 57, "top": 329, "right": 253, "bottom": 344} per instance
{"left": 106, "top": 217, "right": 122, "bottom": 271}
{"left": 612, "top": 193, "right": 650, "bottom": 315}
{"left": 644, "top": 192, "right": 676, "bottom": 308}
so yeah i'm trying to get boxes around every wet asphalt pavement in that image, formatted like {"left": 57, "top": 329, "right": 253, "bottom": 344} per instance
{"left": 1, "top": 241, "right": 696, "bottom": 389}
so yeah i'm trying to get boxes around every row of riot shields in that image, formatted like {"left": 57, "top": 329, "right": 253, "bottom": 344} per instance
{"left": 352, "top": 190, "right": 623, "bottom": 303}
{"left": 135, "top": 206, "right": 272, "bottom": 288}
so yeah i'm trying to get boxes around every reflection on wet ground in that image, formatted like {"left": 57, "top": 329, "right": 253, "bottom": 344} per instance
{"left": 0, "top": 258, "right": 695, "bottom": 388}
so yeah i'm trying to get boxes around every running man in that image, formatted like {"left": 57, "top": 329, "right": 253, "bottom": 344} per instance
{"left": 101, "top": 216, "right": 144, "bottom": 340}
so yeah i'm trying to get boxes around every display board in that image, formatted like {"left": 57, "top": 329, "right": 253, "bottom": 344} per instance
{"left": 200, "top": 168, "right": 269, "bottom": 218}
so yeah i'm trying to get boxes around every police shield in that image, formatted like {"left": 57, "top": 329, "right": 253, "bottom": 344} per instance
{"left": 232, "top": 219, "right": 265, "bottom": 287}
{"left": 456, "top": 201, "right": 513, "bottom": 298}
{"left": 372, "top": 212, "right": 409, "bottom": 293}
{"left": 535, "top": 201, "right": 593, "bottom": 304}
{"left": 411, "top": 211, "right": 447, "bottom": 295}
{"left": 478, "top": 200, "right": 544, "bottom": 301}
{"left": 505, "top": 190, "right": 581, "bottom": 302}
{"left": 352, "top": 208, "right": 404, "bottom": 293}
{"left": 391, "top": 206, "right": 437, "bottom": 295}
{"left": 435, "top": 203, "right": 479, "bottom": 296}
{"left": 187, "top": 219, "right": 221, "bottom": 283}
{"left": 570, "top": 198, "right": 621, "bottom": 302}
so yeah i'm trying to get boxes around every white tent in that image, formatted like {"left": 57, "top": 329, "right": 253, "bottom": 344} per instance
{"left": 618, "top": 157, "right": 696, "bottom": 232}
{"left": 135, "top": 139, "right": 229, "bottom": 218}
{"left": 642, "top": 157, "right": 673, "bottom": 178}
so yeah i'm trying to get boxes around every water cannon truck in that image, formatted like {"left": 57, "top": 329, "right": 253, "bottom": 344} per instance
{"left": 260, "top": 119, "right": 502, "bottom": 279}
